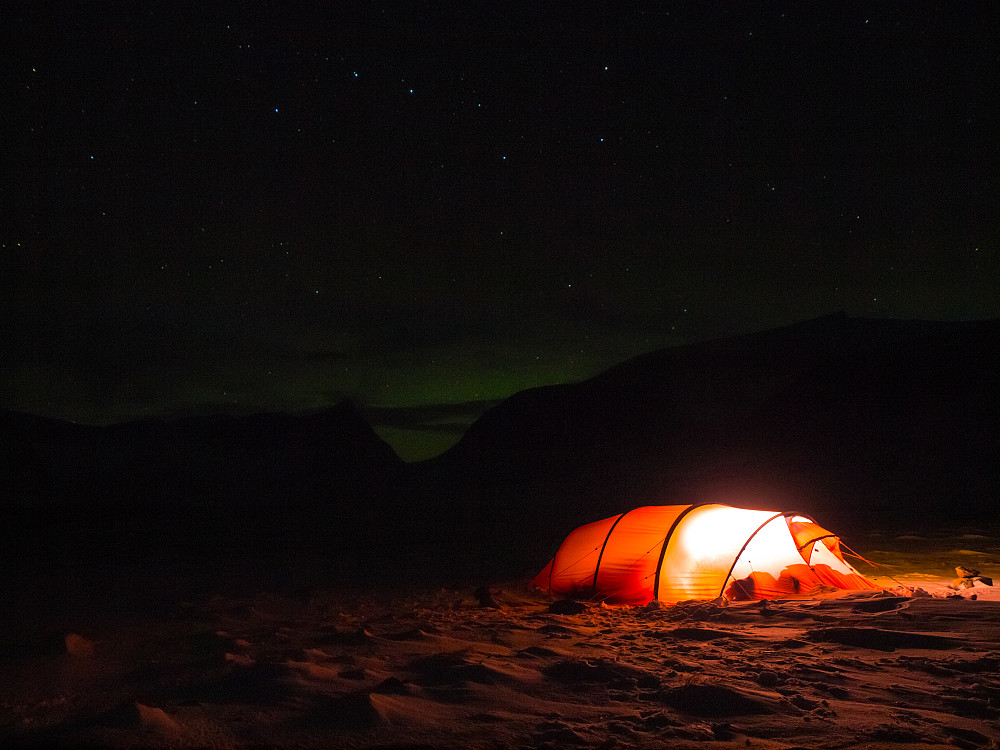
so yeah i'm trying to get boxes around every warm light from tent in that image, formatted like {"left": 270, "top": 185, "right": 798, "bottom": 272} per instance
{"left": 724, "top": 514, "right": 822, "bottom": 597}
{"left": 656, "top": 505, "right": 781, "bottom": 602}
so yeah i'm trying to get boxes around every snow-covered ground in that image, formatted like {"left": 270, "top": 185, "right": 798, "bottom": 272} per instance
{"left": 2, "top": 529, "right": 998, "bottom": 749}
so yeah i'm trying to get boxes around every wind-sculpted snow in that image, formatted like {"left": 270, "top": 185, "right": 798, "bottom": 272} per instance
{"left": 3, "top": 574, "right": 998, "bottom": 749}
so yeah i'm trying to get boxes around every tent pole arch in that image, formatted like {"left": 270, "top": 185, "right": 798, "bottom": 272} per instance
{"left": 651, "top": 503, "right": 705, "bottom": 601}
{"left": 715, "top": 511, "right": 787, "bottom": 600}
{"left": 540, "top": 512, "right": 627, "bottom": 595}
{"left": 591, "top": 510, "right": 633, "bottom": 593}
{"left": 798, "top": 533, "right": 837, "bottom": 551}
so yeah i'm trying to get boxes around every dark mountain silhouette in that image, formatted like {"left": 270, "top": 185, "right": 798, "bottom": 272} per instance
{"left": 2, "top": 401, "right": 405, "bottom": 575}
{"left": 3, "top": 400, "right": 402, "bottom": 508}
{"left": 4, "top": 315, "right": 998, "bottom": 585}
{"left": 407, "top": 314, "right": 1000, "bottom": 576}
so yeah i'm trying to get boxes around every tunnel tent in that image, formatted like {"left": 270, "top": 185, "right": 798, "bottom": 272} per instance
{"left": 532, "top": 504, "right": 877, "bottom": 605}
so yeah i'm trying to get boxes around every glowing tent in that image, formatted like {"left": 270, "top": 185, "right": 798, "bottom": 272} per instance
{"left": 532, "top": 504, "right": 877, "bottom": 605}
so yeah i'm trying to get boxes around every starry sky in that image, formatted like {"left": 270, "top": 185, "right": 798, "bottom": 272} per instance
{"left": 4, "top": 3, "right": 998, "bottom": 458}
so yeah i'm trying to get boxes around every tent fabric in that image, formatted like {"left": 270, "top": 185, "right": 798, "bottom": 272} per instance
{"left": 533, "top": 503, "right": 877, "bottom": 605}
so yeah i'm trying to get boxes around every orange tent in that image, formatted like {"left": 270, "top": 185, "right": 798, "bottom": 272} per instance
{"left": 532, "top": 504, "right": 877, "bottom": 605}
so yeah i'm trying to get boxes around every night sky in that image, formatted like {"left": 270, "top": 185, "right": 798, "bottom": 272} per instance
{"left": 4, "top": 3, "right": 998, "bottom": 459}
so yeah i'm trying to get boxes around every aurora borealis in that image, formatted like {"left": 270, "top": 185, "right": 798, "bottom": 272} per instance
{"left": 4, "top": 3, "right": 997, "bottom": 459}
